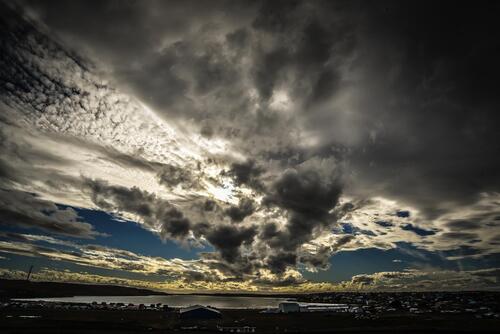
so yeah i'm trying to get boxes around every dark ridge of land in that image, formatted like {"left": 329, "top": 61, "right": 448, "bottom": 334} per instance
{"left": 0, "top": 279, "right": 167, "bottom": 300}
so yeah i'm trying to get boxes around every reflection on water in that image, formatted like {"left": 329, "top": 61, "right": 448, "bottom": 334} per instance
{"left": 18, "top": 295, "right": 294, "bottom": 309}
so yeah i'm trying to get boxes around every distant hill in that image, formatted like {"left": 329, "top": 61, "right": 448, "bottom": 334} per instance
{"left": 0, "top": 279, "right": 167, "bottom": 300}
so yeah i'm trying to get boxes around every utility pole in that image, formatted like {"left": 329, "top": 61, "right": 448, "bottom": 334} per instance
{"left": 26, "top": 265, "right": 33, "bottom": 281}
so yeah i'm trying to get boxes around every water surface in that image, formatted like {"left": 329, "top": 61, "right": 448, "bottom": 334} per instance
{"left": 17, "top": 295, "right": 294, "bottom": 309}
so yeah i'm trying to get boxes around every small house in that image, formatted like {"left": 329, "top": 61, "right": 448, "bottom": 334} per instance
{"left": 179, "top": 305, "right": 222, "bottom": 319}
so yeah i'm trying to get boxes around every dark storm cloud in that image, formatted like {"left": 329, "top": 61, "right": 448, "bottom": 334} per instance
{"left": 0, "top": 1, "right": 350, "bottom": 280}
{"left": 15, "top": 0, "right": 257, "bottom": 134}
{"left": 15, "top": 0, "right": 500, "bottom": 218}
{"left": 259, "top": 222, "right": 280, "bottom": 240}
{"left": 299, "top": 234, "right": 355, "bottom": 271}
{"left": 299, "top": 246, "right": 330, "bottom": 270}
{"left": 265, "top": 167, "right": 341, "bottom": 220}
{"left": 257, "top": 158, "right": 344, "bottom": 273}
{"left": 83, "top": 177, "right": 261, "bottom": 267}
{"left": 203, "top": 224, "right": 257, "bottom": 263}
{"left": 0, "top": 188, "right": 101, "bottom": 238}
{"left": 263, "top": 162, "right": 343, "bottom": 252}
{"left": 197, "top": 251, "right": 249, "bottom": 277}
{"left": 16, "top": 0, "right": 251, "bottom": 65}
{"left": 3, "top": 0, "right": 500, "bottom": 282}
{"left": 3, "top": 3, "right": 352, "bottom": 276}
{"left": 226, "top": 160, "right": 264, "bottom": 190}
{"left": 11, "top": 0, "right": 349, "bottom": 161}
{"left": 224, "top": 198, "right": 256, "bottom": 223}
{"left": 252, "top": 2, "right": 349, "bottom": 107}
{"left": 342, "top": 1, "right": 500, "bottom": 217}
{"left": 83, "top": 178, "right": 191, "bottom": 240}
{"left": 266, "top": 252, "right": 297, "bottom": 274}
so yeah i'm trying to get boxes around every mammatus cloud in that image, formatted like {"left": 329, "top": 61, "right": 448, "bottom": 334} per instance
{"left": 0, "top": 1, "right": 499, "bottom": 291}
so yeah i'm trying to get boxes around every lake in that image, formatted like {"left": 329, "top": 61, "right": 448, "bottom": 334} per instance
{"left": 17, "top": 295, "right": 294, "bottom": 309}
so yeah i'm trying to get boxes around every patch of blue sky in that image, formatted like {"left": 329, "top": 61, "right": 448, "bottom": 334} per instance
{"left": 73, "top": 206, "right": 213, "bottom": 260}
{"left": 0, "top": 204, "right": 213, "bottom": 261}
{"left": 303, "top": 242, "right": 500, "bottom": 283}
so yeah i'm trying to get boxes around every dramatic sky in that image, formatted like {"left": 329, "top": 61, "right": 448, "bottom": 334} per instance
{"left": 1, "top": 0, "right": 499, "bottom": 292}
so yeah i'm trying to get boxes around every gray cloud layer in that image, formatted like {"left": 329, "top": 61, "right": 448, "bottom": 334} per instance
{"left": 21, "top": 0, "right": 500, "bottom": 216}
{"left": 1, "top": 0, "right": 500, "bottom": 287}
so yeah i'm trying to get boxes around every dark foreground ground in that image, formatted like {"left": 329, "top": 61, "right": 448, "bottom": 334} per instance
{"left": 1, "top": 280, "right": 499, "bottom": 333}
{"left": 1, "top": 307, "right": 500, "bottom": 334}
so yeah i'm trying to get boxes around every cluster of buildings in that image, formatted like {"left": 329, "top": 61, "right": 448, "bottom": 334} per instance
{"left": 275, "top": 301, "right": 350, "bottom": 313}
{"left": 294, "top": 291, "right": 500, "bottom": 318}
{"left": 0, "top": 300, "right": 170, "bottom": 311}
{"left": 3, "top": 291, "right": 499, "bottom": 320}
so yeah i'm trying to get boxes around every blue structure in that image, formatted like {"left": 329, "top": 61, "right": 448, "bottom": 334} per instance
{"left": 179, "top": 305, "right": 222, "bottom": 319}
